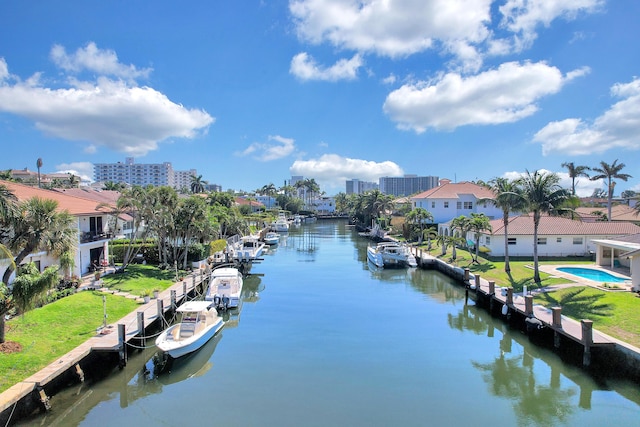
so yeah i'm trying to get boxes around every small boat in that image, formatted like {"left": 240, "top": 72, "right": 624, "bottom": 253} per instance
{"left": 366, "top": 241, "right": 417, "bottom": 268}
{"left": 205, "top": 267, "right": 244, "bottom": 309}
{"left": 232, "top": 234, "right": 265, "bottom": 262}
{"left": 155, "top": 301, "right": 224, "bottom": 359}
{"left": 272, "top": 211, "right": 289, "bottom": 232}
{"left": 263, "top": 231, "right": 280, "bottom": 245}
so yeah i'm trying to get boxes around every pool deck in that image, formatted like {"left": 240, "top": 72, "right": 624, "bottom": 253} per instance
{"left": 538, "top": 264, "right": 633, "bottom": 291}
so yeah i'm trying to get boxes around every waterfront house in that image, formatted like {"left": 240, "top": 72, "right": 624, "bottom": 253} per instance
{"left": 460, "top": 214, "right": 640, "bottom": 258}
{"left": 591, "top": 233, "right": 640, "bottom": 291}
{"left": 410, "top": 179, "right": 503, "bottom": 224}
{"left": 0, "top": 180, "right": 119, "bottom": 281}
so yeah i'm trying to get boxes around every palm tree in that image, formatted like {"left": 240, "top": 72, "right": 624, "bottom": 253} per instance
{"left": 518, "top": 170, "right": 571, "bottom": 284}
{"left": 259, "top": 183, "right": 277, "bottom": 208}
{"left": 451, "top": 215, "right": 471, "bottom": 254}
{"left": 590, "top": 159, "right": 632, "bottom": 222}
{"left": 1, "top": 197, "right": 76, "bottom": 343}
{"left": 406, "top": 207, "right": 433, "bottom": 244}
{"left": 561, "top": 162, "right": 590, "bottom": 195}
{"left": 190, "top": 174, "right": 207, "bottom": 194}
{"left": 11, "top": 263, "right": 60, "bottom": 316}
{"left": 2, "top": 197, "right": 77, "bottom": 285}
{"left": 36, "top": 157, "right": 43, "bottom": 188}
{"left": 482, "top": 178, "right": 526, "bottom": 273}
{"left": 468, "top": 212, "right": 492, "bottom": 263}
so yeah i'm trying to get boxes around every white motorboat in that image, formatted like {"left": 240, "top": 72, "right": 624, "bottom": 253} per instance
{"left": 233, "top": 235, "right": 265, "bottom": 261}
{"left": 366, "top": 241, "right": 417, "bottom": 268}
{"left": 263, "top": 231, "right": 280, "bottom": 245}
{"left": 205, "top": 267, "right": 244, "bottom": 309}
{"left": 155, "top": 301, "right": 224, "bottom": 359}
{"left": 273, "top": 211, "right": 289, "bottom": 232}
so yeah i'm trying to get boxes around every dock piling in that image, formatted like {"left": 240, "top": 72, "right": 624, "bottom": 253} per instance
{"left": 117, "top": 324, "right": 127, "bottom": 368}
{"left": 582, "top": 319, "right": 594, "bottom": 366}
{"left": 136, "top": 312, "right": 145, "bottom": 347}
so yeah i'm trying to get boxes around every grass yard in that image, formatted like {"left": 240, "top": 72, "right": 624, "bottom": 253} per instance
{"left": 101, "top": 264, "right": 183, "bottom": 296}
{"left": 419, "top": 245, "right": 574, "bottom": 291}
{"left": 535, "top": 287, "right": 640, "bottom": 348}
{"left": 1, "top": 291, "right": 138, "bottom": 392}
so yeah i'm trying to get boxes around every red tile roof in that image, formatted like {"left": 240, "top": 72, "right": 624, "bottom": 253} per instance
{"left": 575, "top": 205, "right": 640, "bottom": 222}
{"left": 411, "top": 181, "right": 495, "bottom": 200}
{"left": 489, "top": 214, "right": 640, "bottom": 236}
{"left": 1, "top": 180, "right": 109, "bottom": 216}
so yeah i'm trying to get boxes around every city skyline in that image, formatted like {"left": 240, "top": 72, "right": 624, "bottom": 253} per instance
{"left": 0, "top": 1, "right": 638, "bottom": 197}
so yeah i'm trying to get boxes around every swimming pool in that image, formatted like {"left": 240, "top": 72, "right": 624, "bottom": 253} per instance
{"left": 556, "top": 267, "right": 628, "bottom": 283}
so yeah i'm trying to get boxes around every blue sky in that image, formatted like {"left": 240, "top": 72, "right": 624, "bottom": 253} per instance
{"left": 0, "top": 0, "right": 638, "bottom": 197}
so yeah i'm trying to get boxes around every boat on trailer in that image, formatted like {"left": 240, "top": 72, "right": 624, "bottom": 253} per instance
{"left": 155, "top": 301, "right": 224, "bottom": 359}
{"left": 367, "top": 241, "right": 417, "bottom": 268}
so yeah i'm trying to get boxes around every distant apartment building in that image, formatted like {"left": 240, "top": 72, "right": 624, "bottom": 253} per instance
{"left": 94, "top": 157, "right": 201, "bottom": 190}
{"left": 345, "top": 179, "right": 378, "bottom": 195}
{"left": 379, "top": 175, "right": 439, "bottom": 197}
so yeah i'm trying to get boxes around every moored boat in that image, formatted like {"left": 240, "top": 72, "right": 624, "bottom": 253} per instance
{"left": 155, "top": 301, "right": 224, "bottom": 359}
{"left": 366, "top": 241, "right": 417, "bottom": 268}
{"left": 263, "top": 231, "right": 280, "bottom": 245}
{"left": 205, "top": 267, "right": 244, "bottom": 309}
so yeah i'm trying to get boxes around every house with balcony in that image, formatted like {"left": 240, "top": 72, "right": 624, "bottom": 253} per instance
{"left": 0, "top": 181, "right": 120, "bottom": 281}
{"left": 410, "top": 179, "right": 502, "bottom": 225}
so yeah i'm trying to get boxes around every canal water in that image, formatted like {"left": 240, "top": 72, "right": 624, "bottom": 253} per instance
{"left": 19, "top": 220, "right": 640, "bottom": 426}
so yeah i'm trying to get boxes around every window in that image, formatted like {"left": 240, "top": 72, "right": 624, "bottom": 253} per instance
{"left": 485, "top": 236, "right": 490, "bottom": 245}
{"left": 464, "top": 201, "right": 473, "bottom": 209}
{"left": 537, "top": 238, "right": 547, "bottom": 245}
{"left": 432, "top": 201, "right": 435, "bottom": 208}
{"left": 573, "top": 237, "right": 583, "bottom": 245}
{"left": 457, "top": 201, "right": 462, "bottom": 209}
{"left": 507, "top": 238, "right": 516, "bottom": 245}
{"left": 556, "top": 237, "right": 562, "bottom": 243}
{"left": 444, "top": 201, "right": 449, "bottom": 208}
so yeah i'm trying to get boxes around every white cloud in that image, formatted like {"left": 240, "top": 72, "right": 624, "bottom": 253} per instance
{"left": 502, "top": 169, "right": 600, "bottom": 198}
{"left": 289, "top": 1, "right": 602, "bottom": 71}
{"left": 238, "top": 135, "right": 296, "bottom": 161}
{"left": 290, "top": 52, "right": 363, "bottom": 81}
{"left": 499, "top": 0, "right": 604, "bottom": 51}
{"left": 56, "top": 161, "right": 95, "bottom": 183}
{"left": 50, "top": 42, "right": 152, "bottom": 81}
{"left": 290, "top": 154, "right": 403, "bottom": 193}
{"left": 290, "top": 0, "right": 491, "bottom": 59}
{"left": 534, "top": 77, "right": 640, "bottom": 155}
{"left": 0, "top": 46, "right": 214, "bottom": 157}
{"left": 383, "top": 61, "right": 579, "bottom": 132}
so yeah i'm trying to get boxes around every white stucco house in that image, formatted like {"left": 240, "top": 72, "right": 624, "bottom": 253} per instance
{"left": 455, "top": 214, "right": 640, "bottom": 259}
{"left": 1, "top": 181, "right": 120, "bottom": 281}
{"left": 592, "top": 234, "right": 640, "bottom": 291}
{"left": 410, "top": 179, "right": 503, "bottom": 224}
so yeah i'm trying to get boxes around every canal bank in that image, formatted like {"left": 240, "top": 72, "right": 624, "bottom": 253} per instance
{"left": 413, "top": 248, "right": 640, "bottom": 383}
{"left": 4, "top": 220, "right": 640, "bottom": 426}
{"left": 0, "top": 269, "right": 209, "bottom": 425}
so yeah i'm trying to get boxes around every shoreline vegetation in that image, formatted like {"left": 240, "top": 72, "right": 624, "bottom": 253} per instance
{"left": 2, "top": 244, "right": 639, "bottom": 393}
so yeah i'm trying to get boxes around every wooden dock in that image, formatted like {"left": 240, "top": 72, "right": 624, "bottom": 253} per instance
{"left": 0, "top": 270, "right": 208, "bottom": 417}
{"left": 411, "top": 248, "right": 640, "bottom": 368}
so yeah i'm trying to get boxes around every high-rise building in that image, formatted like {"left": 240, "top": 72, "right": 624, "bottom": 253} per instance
{"left": 379, "top": 175, "right": 439, "bottom": 197}
{"left": 345, "top": 179, "right": 378, "bottom": 194}
{"left": 94, "top": 157, "right": 204, "bottom": 190}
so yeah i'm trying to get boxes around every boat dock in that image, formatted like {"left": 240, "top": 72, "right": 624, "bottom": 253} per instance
{"left": 0, "top": 269, "right": 208, "bottom": 418}
{"left": 412, "top": 248, "right": 640, "bottom": 370}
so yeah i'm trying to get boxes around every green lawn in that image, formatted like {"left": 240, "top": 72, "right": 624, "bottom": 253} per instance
{"left": 101, "top": 264, "right": 184, "bottom": 296}
{"left": 1, "top": 291, "right": 138, "bottom": 392}
{"left": 420, "top": 245, "right": 586, "bottom": 291}
{"left": 535, "top": 287, "right": 640, "bottom": 348}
